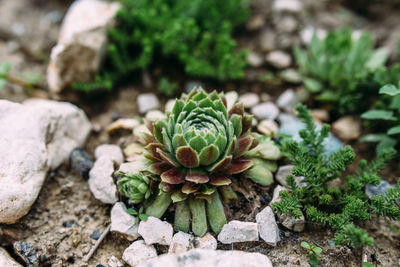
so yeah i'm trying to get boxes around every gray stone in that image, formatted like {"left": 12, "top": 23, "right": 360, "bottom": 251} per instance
{"left": 194, "top": 233, "right": 217, "bottom": 250}
{"left": 256, "top": 206, "right": 280, "bottom": 246}
{"left": 280, "top": 212, "right": 305, "bottom": 232}
{"left": 301, "top": 26, "right": 327, "bottom": 45}
{"left": 145, "top": 110, "right": 166, "bottom": 122}
{"left": 225, "top": 91, "right": 239, "bottom": 111}
{"left": 122, "top": 240, "right": 157, "bottom": 267}
{"left": 311, "top": 109, "right": 329, "bottom": 122}
{"left": 259, "top": 29, "right": 276, "bottom": 52}
{"left": 138, "top": 216, "right": 173, "bottom": 245}
{"left": 95, "top": 144, "right": 124, "bottom": 165}
{"left": 276, "top": 16, "right": 298, "bottom": 33}
{"left": 185, "top": 81, "right": 203, "bottom": 93}
{"left": 165, "top": 99, "right": 176, "bottom": 113}
{"left": 247, "top": 51, "right": 264, "bottom": 68}
{"left": 251, "top": 102, "right": 280, "bottom": 120}
{"left": 108, "top": 255, "right": 124, "bottom": 267}
{"left": 137, "top": 93, "right": 160, "bottom": 114}
{"left": 238, "top": 93, "right": 260, "bottom": 109}
{"left": 276, "top": 89, "right": 298, "bottom": 112}
{"left": 69, "top": 148, "right": 94, "bottom": 178}
{"left": 257, "top": 119, "right": 279, "bottom": 137}
{"left": 217, "top": 221, "right": 259, "bottom": 244}
{"left": 0, "top": 247, "right": 22, "bottom": 267}
{"left": 111, "top": 202, "right": 140, "bottom": 240}
{"left": 106, "top": 118, "right": 140, "bottom": 134}
{"left": 273, "top": 0, "right": 303, "bottom": 14}
{"left": 275, "top": 165, "right": 305, "bottom": 188}
{"left": 270, "top": 185, "right": 286, "bottom": 206}
{"left": 366, "top": 181, "right": 394, "bottom": 199}
{"left": 266, "top": 51, "right": 292, "bottom": 69}
{"left": 47, "top": 0, "right": 121, "bottom": 92}
{"left": 88, "top": 156, "right": 118, "bottom": 204}
{"left": 137, "top": 248, "right": 273, "bottom": 267}
{"left": 168, "top": 231, "right": 193, "bottom": 255}
{"left": 280, "top": 69, "right": 302, "bottom": 84}
{"left": 246, "top": 15, "right": 265, "bottom": 31}
{"left": 332, "top": 116, "right": 361, "bottom": 141}
{"left": 0, "top": 99, "right": 91, "bottom": 224}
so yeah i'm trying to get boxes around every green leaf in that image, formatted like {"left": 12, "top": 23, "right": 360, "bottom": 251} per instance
{"left": 309, "top": 253, "right": 319, "bottom": 267}
{"left": 0, "top": 62, "right": 11, "bottom": 77}
{"left": 361, "top": 110, "right": 397, "bottom": 121}
{"left": 0, "top": 78, "right": 7, "bottom": 90}
{"left": 379, "top": 84, "right": 400, "bottom": 96}
{"left": 301, "top": 241, "right": 311, "bottom": 250}
{"left": 388, "top": 126, "right": 400, "bottom": 135}
{"left": 312, "top": 246, "right": 322, "bottom": 257}
{"left": 304, "top": 78, "right": 323, "bottom": 93}
{"left": 126, "top": 208, "right": 137, "bottom": 215}
{"left": 316, "top": 90, "right": 338, "bottom": 102}
{"left": 362, "top": 263, "right": 374, "bottom": 267}
{"left": 20, "top": 72, "right": 41, "bottom": 85}
{"left": 360, "top": 134, "right": 390, "bottom": 143}
{"left": 139, "top": 214, "right": 149, "bottom": 221}
{"left": 366, "top": 47, "right": 388, "bottom": 70}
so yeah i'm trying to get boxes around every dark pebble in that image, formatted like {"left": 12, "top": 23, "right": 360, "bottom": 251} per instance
{"left": 62, "top": 219, "right": 75, "bottom": 228}
{"left": 13, "top": 241, "right": 38, "bottom": 265}
{"left": 69, "top": 148, "right": 94, "bottom": 178}
{"left": 90, "top": 229, "right": 102, "bottom": 240}
{"left": 96, "top": 265, "right": 106, "bottom": 267}
{"left": 84, "top": 216, "right": 90, "bottom": 222}
{"left": 67, "top": 256, "right": 75, "bottom": 263}
{"left": 327, "top": 239, "right": 335, "bottom": 249}
{"left": 283, "top": 258, "right": 288, "bottom": 265}
{"left": 261, "top": 193, "right": 271, "bottom": 205}
{"left": 39, "top": 254, "right": 47, "bottom": 263}
{"left": 111, "top": 112, "right": 123, "bottom": 121}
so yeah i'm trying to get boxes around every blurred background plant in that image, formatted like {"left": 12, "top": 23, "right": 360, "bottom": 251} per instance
{"left": 0, "top": 62, "right": 41, "bottom": 92}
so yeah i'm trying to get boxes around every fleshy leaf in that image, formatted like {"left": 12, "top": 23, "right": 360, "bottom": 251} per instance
{"left": 172, "top": 100, "right": 185, "bottom": 120}
{"left": 153, "top": 119, "right": 168, "bottom": 143}
{"left": 159, "top": 182, "right": 177, "bottom": 192}
{"left": 199, "top": 144, "right": 220, "bottom": 166}
{"left": 241, "top": 114, "right": 253, "bottom": 135}
{"left": 230, "top": 114, "right": 242, "bottom": 137}
{"left": 172, "top": 134, "right": 188, "bottom": 150}
{"left": 209, "top": 174, "right": 232, "bottom": 186}
{"left": 176, "top": 146, "right": 200, "bottom": 168}
{"left": 186, "top": 169, "right": 209, "bottom": 183}
{"left": 234, "top": 134, "right": 254, "bottom": 158}
{"left": 156, "top": 148, "right": 178, "bottom": 167}
{"left": 161, "top": 168, "right": 185, "bottom": 184}
{"left": 228, "top": 102, "right": 244, "bottom": 117}
{"left": 226, "top": 158, "right": 254, "bottom": 174}
{"left": 171, "top": 191, "right": 188, "bottom": 202}
{"left": 149, "top": 162, "right": 172, "bottom": 175}
{"left": 189, "top": 136, "right": 207, "bottom": 153}
{"left": 144, "top": 143, "right": 163, "bottom": 161}
{"left": 207, "top": 156, "right": 232, "bottom": 172}
{"left": 182, "top": 182, "right": 201, "bottom": 194}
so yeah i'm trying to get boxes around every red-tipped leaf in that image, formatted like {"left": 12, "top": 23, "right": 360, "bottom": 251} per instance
{"left": 176, "top": 146, "right": 199, "bottom": 168}
{"left": 226, "top": 158, "right": 254, "bottom": 174}
{"left": 149, "top": 162, "right": 172, "bottom": 175}
{"left": 186, "top": 171, "right": 209, "bottom": 184}
{"left": 208, "top": 156, "right": 232, "bottom": 172}
{"left": 161, "top": 168, "right": 185, "bottom": 184}
{"left": 144, "top": 143, "right": 163, "bottom": 161}
{"left": 228, "top": 102, "right": 244, "bottom": 117}
{"left": 159, "top": 182, "right": 177, "bottom": 192}
{"left": 209, "top": 174, "right": 232, "bottom": 186}
{"left": 156, "top": 148, "right": 177, "bottom": 167}
{"left": 182, "top": 182, "right": 201, "bottom": 194}
{"left": 234, "top": 135, "right": 254, "bottom": 158}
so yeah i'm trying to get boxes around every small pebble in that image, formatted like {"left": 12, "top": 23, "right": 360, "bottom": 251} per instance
{"left": 69, "top": 148, "right": 94, "bottom": 178}
{"left": 90, "top": 229, "right": 102, "bottom": 240}
{"left": 62, "top": 220, "right": 75, "bottom": 228}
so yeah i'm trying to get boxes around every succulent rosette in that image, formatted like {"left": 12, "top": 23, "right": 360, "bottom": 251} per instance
{"left": 117, "top": 87, "right": 281, "bottom": 236}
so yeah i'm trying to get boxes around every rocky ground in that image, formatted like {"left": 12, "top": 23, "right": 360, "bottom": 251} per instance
{"left": 0, "top": 0, "right": 400, "bottom": 266}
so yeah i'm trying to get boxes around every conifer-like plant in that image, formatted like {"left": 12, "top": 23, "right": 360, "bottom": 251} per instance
{"left": 272, "top": 104, "right": 400, "bottom": 247}
{"left": 117, "top": 88, "right": 281, "bottom": 236}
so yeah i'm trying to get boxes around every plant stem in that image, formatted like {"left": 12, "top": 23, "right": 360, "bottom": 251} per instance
{"left": 219, "top": 185, "right": 238, "bottom": 203}
{"left": 174, "top": 200, "right": 191, "bottom": 232}
{"left": 145, "top": 191, "right": 171, "bottom": 218}
{"left": 206, "top": 191, "right": 227, "bottom": 234}
{"left": 189, "top": 197, "right": 207, "bottom": 237}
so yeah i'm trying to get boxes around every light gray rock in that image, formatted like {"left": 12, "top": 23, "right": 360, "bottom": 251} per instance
{"left": 276, "top": 16, "right": 298, "bottom": 33}
{"left": 106, "top": 118, "right": 140, "bottom": 134}
{"left": 108, "top": 255, "right": 123, "bottom": 267}
{"left": 280, "top": 69, "right": 302, "bottom": 84}
{"left": 122, "top": 240, "right": 157, "bottom": 267}
{"left": 193, "top": 233, "right": 217, "bottom": 250}
{"left": 168, "top": 231, "right": 193, "bottom": 255}
{"left": 145, "top": 110, "right": 166, "bottom": 122}
{"left": 185, "top": 81, "right": 203, "bottom": 94}
{"left": 272, "top": 0, "right": 303, "bottom": 14}
{"left": 47, "top": 0, "right": 121, "bottom": 92}
{"left": 366, "top": 181, "right": 394, "bottom": 199}
{"left": 259, "top": 29, "right": 276, "bottom": 52}
{"left": 311, "top": 109, "right": 329, "bottom": 122}
{"left": 246, "top": 15, "right": 265, "bottom": 31}
{"left": 332, "top": 116, "right": 361, "bottom": 141}
{"left": 165, "top": 99, "right": 176, "bottom": 113}
{"left": 88, "top": 156, "right": 118, "bottom": 204}
{"left": 275, "top": 165, "right": 305, "bottom": 188}
{"left": 225, "top": 91, "right": 239, "bottom": 111}
{"left": 217, "top": 221, "right": 259, "bottom": 244}
{"left": 280, "top": 212, "right": 305, "bottom": 232}
{"left": 138, "top": 217, "right": 173, "bottom": 245}
{"left": 301, "top": 26, "right": 327, "bottom": 45}
{"left": 269, "top": 185, "right": 287, "bottom": 206}
{"left": 251, "top": 102, "right": 280, "bottom": 120}
{"left": 0, "top": 248, "right": 22, "bottom": 267}
{"left": 276, "top": 89, "right": 298, "bottom": 112}
{"left": 238, "top": 93, "right": 260, "bottom": 109}
{"left": 137, "top": 93, "right": 160, "bottom": 114}
{"left": 137, "top": 248, "right": 273, "bottom": 267}
{"left": 257, "top": 119, "right": 279, "bottom": 137}
{"left": 95, "top": 144, "right": 124, "bottom": 165}
{"left": 266, "top": 51, "right": 292, "bottom": 69}
{"left": 111, "top": 202, "right": 140, "bottom": 240}
{"left": 256, "top": 206, "right": 280, "bottom": 246}
{"left": 0, "top": 99, "right": 91, "bottom": 224}
{"left": 247, "top": 52, "right": 264, "bottom": 67}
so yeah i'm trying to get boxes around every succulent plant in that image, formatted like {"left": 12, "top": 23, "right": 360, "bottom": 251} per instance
{"left": 117, "top": 87, "right": 281, "bottom": 236}
{"left": 117, "top": 171, "right": 153, "bottom": 204}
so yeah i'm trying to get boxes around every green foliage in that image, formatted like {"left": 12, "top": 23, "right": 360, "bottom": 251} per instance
{"left": 361, "top": 83, "right": 400, "bottom": 153}
{"left": 75, "top": 0, "right": 249, "bottom": 92}
{"left": 301, "top": 241, "right": 322, "bottom": 267}
{"left": 157, "top": 77, "right": 177, "bottom": 97}
{"left": 126, "top": 206, "right": 149, "bottom": 224}
{"left": 0, "top": 62, "right": 41, "bottom": 91}
{"left": 117, "top": 171, "right": 153, "bottom": 204}
{"left": 295, "top": 27, "right": 399, "bottom": 116}
{"left": 272, "top": 104, "right": 400, "bottom": 248}
{"left": 0, "top": 62, "right": 11, "bottom": 90}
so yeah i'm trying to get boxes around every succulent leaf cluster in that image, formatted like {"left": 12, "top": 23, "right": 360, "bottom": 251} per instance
{"left": 117, "top": 88, "right": 281, "bottom": 236}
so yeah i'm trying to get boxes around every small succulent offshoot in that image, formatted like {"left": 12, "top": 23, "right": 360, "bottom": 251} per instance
{"left": 117, "top": 88, "right": 281, "bottom": 236}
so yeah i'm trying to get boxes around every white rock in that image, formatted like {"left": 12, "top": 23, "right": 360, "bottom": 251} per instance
{"left": 217, "top": 221, "right": 259, "bottom": 244}
{"left": 332, "top": 116, "right": 361, "bottom": 141}
{"left": 88, "top": 157, "right": 118, "bottom": 204}
{"left": 251, "top": 102, "right": 280, "bottom": 120}
{"left": 276, "top": 89, "right": 298, "bottom": 112}
{"left": 47, "top": 0, "right": 121, "bottom": 92}
{"left": 108, "top": 255, "right": 123, "bottom": 267}
{"left": 122, "top": 240, "right": 157, "bottom": 267}
{"left": 137, "top": 248, "right": 273, "bottom": 267}
{"left": 225, "top": 91, "right": 239, "bottom": 110}
{"left": 280, "top": 212, "right": 305, "bottom": 232}
{"left": 165, "top": 99, "right": 176, "bottom": 113}
{"left": 275, "top": 165, "right": 305, "bottom": 188}
{"left": 137, "top": 93, "right": 160, "bottom": 114}
{"left": 257, "top": 119, "right": 279, "bottom": 137}
{"left": 311, "top": 109, "right": 329, "bottom": 122}
{"left": 269, "top": 185, "right": 287, "bottom": 206}
{"left": 111, "top": 202, "right": 140, "bottom": 240}
{"left": 0, "top": 248, "right": 22, "bottom": 267}
{"left": 301, "top": 26, "right": 327, "bottom": 45}
{"left": 0, "top": 99, "right": 91, "bottom": 224}
{"left": 138, "top": 217, "right": 173, "bottom": 245}
{"left": 106, "top": 118, "right": 140, "bottom": 134}
{"left": 168, "top": 231, "right": 193, "bottom": 255}
{"left": 266, "top": 51, "right": 292, "bottom": 69}
{"left": 238, "top": 93, "right": 260, "bottom": 108}
{"left": 256, "top": 207, "right": 280, "bottom": 246}
{"left": 193, "top": 233, "right": 217, "bottom": 250}
{"left": 246, "top": 15, "right": 265, "bottom": 31}
{"left": 259, "top": 29, "right": 276, "bottom": 52}
{"left": 145, "top": 110, "right": 166, "bottom": 122}
{"left": 95, "top": 144, "right": 124, "bottom": 165}
{"left": 247, "top": 51, "right": 264, "bottom": 67}
{"left": 276, "top": 16, "right": 298, "bottom": 33}
{"left": 273, "top": 0, "right": 303, "bottom": 13}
